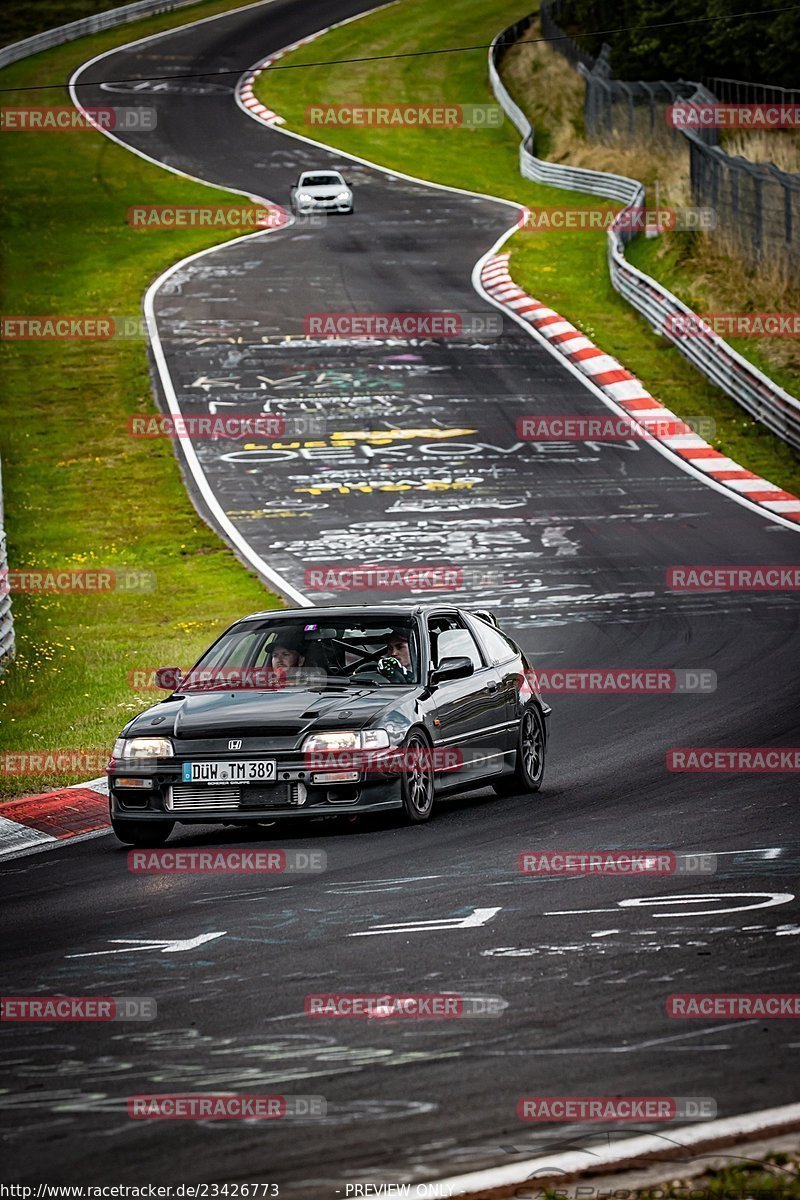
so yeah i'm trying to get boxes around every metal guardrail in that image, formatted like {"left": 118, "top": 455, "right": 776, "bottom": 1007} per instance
{"left": 0, "top": 0, "right": 204, "bottom": 69}
{"left": 489, "top": 15, "right": 642, "bottom": 204}
{"left": 488, "top": 15, "right": 800, "bottom": 454}
{"left": 0, "top": 459, "right": 15, "bottom": 672}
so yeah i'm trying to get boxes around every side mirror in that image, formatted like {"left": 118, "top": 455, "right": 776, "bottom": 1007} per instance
{"left": 430, "top": 656, "right": 473, "bottom": 685}
{"left": 155, "top": 666, "right": 182, "bottom": 691}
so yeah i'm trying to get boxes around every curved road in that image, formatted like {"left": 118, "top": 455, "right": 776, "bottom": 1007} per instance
{"left": 2, "top": 0, "right": 799, "bottom": 1191}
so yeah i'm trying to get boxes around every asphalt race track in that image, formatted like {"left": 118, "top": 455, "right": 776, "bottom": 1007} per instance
{"left": 2, "top": 0, "right": 799, "bottom": 1191}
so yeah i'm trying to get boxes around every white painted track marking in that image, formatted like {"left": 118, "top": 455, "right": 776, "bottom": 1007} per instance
{"left": 66, "top": 931, "right": 227, "bottom": 956}
{"left": 351, "top": 906, "right": 501, "bottom": 936}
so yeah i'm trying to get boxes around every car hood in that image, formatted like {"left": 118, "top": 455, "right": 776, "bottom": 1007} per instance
{"left": 298, "top": 184, "right": 348, "bottom": 198}
{"left": 125, "top": 686, "right": 414, "bottom": 742}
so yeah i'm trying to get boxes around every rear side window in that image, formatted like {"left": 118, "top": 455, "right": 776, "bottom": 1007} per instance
{"left": 473, "top": 620, "right": 518, "bottom": 665}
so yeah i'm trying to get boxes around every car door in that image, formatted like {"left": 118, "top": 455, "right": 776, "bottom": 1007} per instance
{"left": 465, "top": 613, "right": 522, "bottom": 741}
{"left": 427, "top": 614, "right": 507, "bottom": 785}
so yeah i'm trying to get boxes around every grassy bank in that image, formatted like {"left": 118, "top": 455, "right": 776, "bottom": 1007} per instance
{"left": 254, "top": 0, "right": 800, "bottom": 497}
{"left": 540, "top": 1151, "right": 800, "bottom": 1200}
{"left": 0, "top": 0, "right": 284, "bottom": 799}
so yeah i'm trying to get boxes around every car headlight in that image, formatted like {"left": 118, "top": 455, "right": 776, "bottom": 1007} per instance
{"left": 302, "top": 729, "right": 390, "bottom": 753}
{"left": 335, "top": 191, "right": 351, "bottom": 202}
{"left": 296, "top": 192, "right": 313, "bottom": 203}
{"left": 112, "top": 736, "right": 173, "bottom": 760}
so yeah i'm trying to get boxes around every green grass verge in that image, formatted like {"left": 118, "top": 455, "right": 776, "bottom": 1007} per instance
{"left": 254, "top": 0, "right": 800, "bottom": 497}
{"left": 0, "top": 0, "right": 286, "bottom": 800}
{"left": 541, "top": 1152, "right": 800, "bottom": 1200}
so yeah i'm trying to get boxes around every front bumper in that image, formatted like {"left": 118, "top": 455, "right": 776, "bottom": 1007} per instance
{"left": 109, "top": 757, "right": 402, "bottom": 822}
{"left": 295, "top": 198, "right": 352, "bottom": 213}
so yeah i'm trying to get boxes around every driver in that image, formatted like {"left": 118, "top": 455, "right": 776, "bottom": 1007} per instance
{"left": 378, "top": 629, "right": 415, "bottom": 683}
{"left": 267, "top": 631, "right": 307, "bottom": 687}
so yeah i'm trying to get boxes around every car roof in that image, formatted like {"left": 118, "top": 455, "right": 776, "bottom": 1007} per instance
{"left": 298, "top": 169, "right": 343, "bottom": 177}
{"left": 239, "top": 604, "right": 461, "bottom": 623}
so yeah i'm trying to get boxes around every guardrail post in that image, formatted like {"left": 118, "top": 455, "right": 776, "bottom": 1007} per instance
{"left": 785, "top": 178, "right": 793, "bottom": 258}
{"left": 752, "top": 165, "right": 764, "bottom": 260}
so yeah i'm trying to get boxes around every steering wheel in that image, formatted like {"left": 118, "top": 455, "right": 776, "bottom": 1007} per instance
{"left": 343, "top": 654, "right": 380, "bottom": 677}
{"left": 347, "top": 670, "right": 387, "bottom": 685}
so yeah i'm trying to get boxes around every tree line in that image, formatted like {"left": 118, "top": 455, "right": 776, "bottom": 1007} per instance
{"left": 558, "top": 0, "right": 799, "bottom": 91}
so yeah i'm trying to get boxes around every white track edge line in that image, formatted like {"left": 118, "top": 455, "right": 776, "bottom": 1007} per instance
{"left": 435, "top": 1101, "right": 800, "bottom": 1196}
{"left": 0, "top": 827, "right": 112, "bottom": 864}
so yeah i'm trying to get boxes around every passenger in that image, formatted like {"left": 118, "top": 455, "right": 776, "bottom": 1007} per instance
{"left": 268, "top": 631, "right": 329, "bottom": 688}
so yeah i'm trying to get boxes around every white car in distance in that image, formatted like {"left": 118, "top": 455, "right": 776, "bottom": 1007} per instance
{"left": 290, "top": 169, "right": 354, "bottom": 215}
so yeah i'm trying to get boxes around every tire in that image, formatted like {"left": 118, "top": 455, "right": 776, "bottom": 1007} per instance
{"left": 111, "top": 817, "right": 175, "bottom": 847}
{"left": 493, "top": 707, "right": 546, "bottom": 796}
{"left": 400, "top": 730, "right": 435, "bottom": 823}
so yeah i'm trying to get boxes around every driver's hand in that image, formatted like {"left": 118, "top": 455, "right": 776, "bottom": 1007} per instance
{"left": 377, "top": 655, "right": 406, "bottom": 681}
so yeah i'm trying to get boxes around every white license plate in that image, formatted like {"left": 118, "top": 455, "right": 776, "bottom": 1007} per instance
{"left": 181, "top": 760, "right": 276, "bottom": 784}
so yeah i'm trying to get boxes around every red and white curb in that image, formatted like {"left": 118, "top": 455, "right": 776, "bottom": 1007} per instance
{"left": 482, "top": 253, "right": 800, "bottom": 524}
{"left": 237, "top": 30, "right": 325, "bottom": 123}
{"left": 235, "top": 6, "right": 398, "bottom": 125}
{"left": 0, "top": 778, "right": 108, "bottom": 858}
{"left": 238, "top": 61, "right": 285, "bottom": 125}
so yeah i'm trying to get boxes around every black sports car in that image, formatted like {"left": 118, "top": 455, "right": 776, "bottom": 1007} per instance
{"left": 108, "top": 605, "right": 550, "bottom": 845}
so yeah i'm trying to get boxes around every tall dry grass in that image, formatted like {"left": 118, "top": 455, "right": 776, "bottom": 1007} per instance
{"left": 502, "top": 26, "right": 800, "bottom": 380}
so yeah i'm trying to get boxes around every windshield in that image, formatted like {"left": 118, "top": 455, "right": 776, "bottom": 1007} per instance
{"left": 183, "top": 617, "right": 420, "bottom": 690}
{"left": 299, "top": 173, "right": 343, "bottom": 187}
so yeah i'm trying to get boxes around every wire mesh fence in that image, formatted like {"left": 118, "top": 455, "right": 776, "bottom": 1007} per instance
{"left": 687, "top": 137, "right": 800, "bottom": 269}
{"left": 704, "top": 77, "right": 800, "bottom": 106}
{"left": 539, "top": 0, "right": 600, "bottom": 72}
{"left": 582, "top": 72, "right": 707, "bottom": 150}
{"left": 489, "top": 11, "right": 800, "bottom": 451}
{"left": 540, "top": 0, "right": 800, "bottom": 272}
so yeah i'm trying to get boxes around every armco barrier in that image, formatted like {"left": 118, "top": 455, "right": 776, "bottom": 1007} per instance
{"left": 0, "top": 458, "right": 14, "bottom": 672}
{"left": 489, "top": 16, "right": 800, "bottom": 454}
{"left": 0, "top": 0, "right": 205, "bottom": 69}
